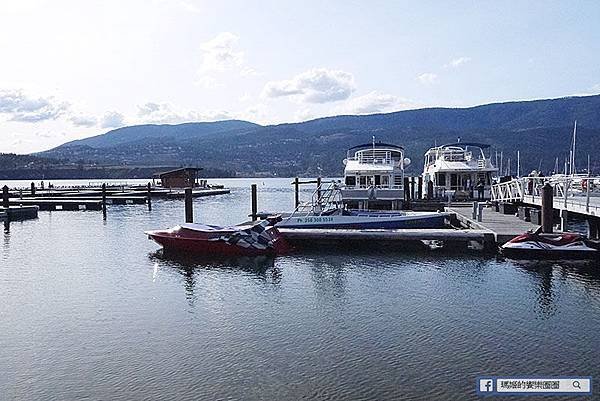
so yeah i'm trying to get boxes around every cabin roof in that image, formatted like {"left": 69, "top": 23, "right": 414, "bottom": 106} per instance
{"left": 348, "top": 142, "right": 404, "bottom": 151}
{"left": 153, "top": 167, "right": 203, "bottom": 178}
{"left": 439, "top": 142, "right": 491, "bottom": 149}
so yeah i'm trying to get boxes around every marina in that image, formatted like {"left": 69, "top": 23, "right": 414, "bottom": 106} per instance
{"left": 2, "top": 177, "right": 599, "bottom": 400}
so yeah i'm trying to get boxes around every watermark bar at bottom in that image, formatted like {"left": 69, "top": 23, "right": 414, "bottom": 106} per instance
{"left": 477, "top": 377, "right": 592, "bottom": 396}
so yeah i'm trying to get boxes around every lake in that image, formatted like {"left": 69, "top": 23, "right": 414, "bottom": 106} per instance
{"left": 1, "top": 178, "right": 599, "bottom": 400}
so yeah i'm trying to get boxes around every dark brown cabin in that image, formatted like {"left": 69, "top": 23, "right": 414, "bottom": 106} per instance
{"left": 153, "top": 167, "right": 203, "bottom": 188}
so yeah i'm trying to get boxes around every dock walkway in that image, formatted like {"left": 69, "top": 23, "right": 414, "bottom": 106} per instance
{"left": 448, "top": 204, "right": 539, "bottom": 244}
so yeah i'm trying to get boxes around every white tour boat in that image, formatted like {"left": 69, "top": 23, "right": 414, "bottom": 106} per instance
{"left": 340, "top": 140, "right": 411, "bottom": 209}
{"left": 422, "top": 142, "right": 498, "bottom": 200}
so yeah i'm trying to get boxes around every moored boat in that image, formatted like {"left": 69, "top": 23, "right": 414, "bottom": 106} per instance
{"left": 422, "top": 142, "right": 497, "bottom": 200}
{"left": 276, "top": 182, "right": 451, "bottom": 229}
{"left": 501, "top": 229, "right": 600, "bottom": 260}
{"left": 146, "top": 220, "right": 291, "bottom": 256}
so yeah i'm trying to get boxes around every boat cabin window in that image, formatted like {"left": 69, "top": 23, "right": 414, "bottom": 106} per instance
{"left": 381, "top": 175, "right": 389, "bottom": 187}
{"left": 359, "top": 176, "right": 367, "bottom": 187}
{"left": 345, "top": 176, "right": 356, "bottom": 186}
{"left": 374, "top": 175, "right": 381, "bottom": 186}
{"left": 436, "top": 173, "right": 446, "bottom": 187}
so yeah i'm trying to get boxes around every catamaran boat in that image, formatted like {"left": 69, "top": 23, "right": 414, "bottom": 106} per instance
{"left": 422, "top": 142, "right": 497, "bottom": 200}
{"left": 341, "top": 141, "right": 411, "bottom": 209}
{"left": 276, "top": 182, "right": 451, "bottom": 229}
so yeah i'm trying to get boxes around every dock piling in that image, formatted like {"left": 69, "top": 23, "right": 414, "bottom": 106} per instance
{"left": 417, "top": 176, "right": 423, "bottom": 199}
{"left": 477, "top": 203, "right": 484, "bottom": 222}
{"left": 30, "top": 182, "right": 35, "bottom": 196}
{"left": 472, "top": 202, "right": 478, "bottom": 219}
{"left": 541, "top": 183, "right": 553, "bottom": 233}
{"left": 147, "top": 182, "right": 152, "bottom": 211}
{"left": 560, "top": 209, "right": 568, "bottom": 232}
{"left": 101, "top": 183, "right": 107, "bottom": 219}
{"left": 185, "top": 187, "right": 193, "bottom": 223}
{"left": 2, "top": 185, "right": 8, "bottom": 209}
{"left": 317, "top": 176, "right": 322, "bottom": 204}
{"left": 294, "top": 177, "right": 300, "bottom": 208}
{"left": 251, "top": 184, "right": 258, "bottom": 221}
{"left": 427, "top": 180, "right": 434, "bottom": 200}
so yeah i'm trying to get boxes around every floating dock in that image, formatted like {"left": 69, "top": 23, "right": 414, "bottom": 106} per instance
{"left": 0, "top": 206, "right": 39, "bottom": 221}
{"left": 448, "top": 203, "right": 539, "bottom": 244}
{"left": 279, "top": 226, "right": 494, "bottom": 244}
{"left": 7, "top": 199, "right": 103, "bottom": 211}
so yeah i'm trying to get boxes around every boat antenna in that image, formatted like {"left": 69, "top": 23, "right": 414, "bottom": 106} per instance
{"left": 517, "top": 150, "right": 520, "bottom": 178}
{"left": 372, "top": 135, "right": 375, "bottom": 164}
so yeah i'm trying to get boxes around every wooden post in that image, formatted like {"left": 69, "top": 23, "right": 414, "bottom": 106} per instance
{"left": 417, "top": 176, "right": 423, "bottom": 200}
{"left": 410, "top": 177, "right": 416, "bottom": 200}
{"left": 30, "top": 182, "right": 35, "bottom": 196}
{"left": 294, "top": 177, "right": 300, "bottom": 209}
{"left": 560, "top": 209, "right": 568, "bottom": 232}
{"left": 427, "top": 180, "right": 434, "bottom": 200}
{"left": 147, "top": 182, "right": 152, "bottom": 211}
{"left": 251, "top": 183, "right": 258, "bottom": 221}
{"left": 541, "top": 183, "right": 553, "bottom": 233}
{"left": 101, "top": 183, "right": 107, "bottom": 219}
{"left": 477, "top": 203, "right": 484, "bottom": 222}
{"left": 185, "top": 187, "right": 193, "bottom": 223}
{"left": 472, "top": 202, "right": 478, "bottom": 219}
{"left": 404, "top": 177, "right": 410, "bottom": 202}
{"left": 586, "top": 177, "right": 591, "bottom": 213}
{"left": 587, "top": 218, "right": 599, "bottom": 240}
{"left": 2, "top": 185, "right": 9, "bottom": 209}
{"left": 316, "top": 176, "right": 322, "bottom": 204}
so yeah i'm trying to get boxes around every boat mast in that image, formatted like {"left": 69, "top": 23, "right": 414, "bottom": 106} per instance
{"left": 571, "top": 120, "right": 577, "bottom": 175}
{"left": 517, "top": 150, "right": 520, "bottom": 178}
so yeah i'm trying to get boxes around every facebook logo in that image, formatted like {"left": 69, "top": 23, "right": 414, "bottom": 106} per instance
{"left": 479, "top": 379, "right": 494, "bottom": 393}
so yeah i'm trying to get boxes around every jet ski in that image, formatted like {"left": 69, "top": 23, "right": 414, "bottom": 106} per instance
{"left": 501, "top": 227, "right": 600, "bottom": 260}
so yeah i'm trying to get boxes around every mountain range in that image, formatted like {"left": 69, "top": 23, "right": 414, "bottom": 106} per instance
{"left": 37, "top": 94, "right": 600, "bottom": 177}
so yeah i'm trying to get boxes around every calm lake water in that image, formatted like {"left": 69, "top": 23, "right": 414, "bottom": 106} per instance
{"left": 1, "top": 178, "right": 599, "bottom": 400}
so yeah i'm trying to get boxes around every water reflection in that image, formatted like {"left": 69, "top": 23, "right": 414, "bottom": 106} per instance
{"left": 510, "top": 259, "right": 600, "bottom": 318}
{"left": 149, "top": 250, "right": 281, "bottom": 303}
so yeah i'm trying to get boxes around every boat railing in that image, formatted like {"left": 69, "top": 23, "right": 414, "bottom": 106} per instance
{"left": 288, "top": 181, "right": 344, "bottom": 218}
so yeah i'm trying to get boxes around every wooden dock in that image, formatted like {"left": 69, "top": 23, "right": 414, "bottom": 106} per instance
{"left": 0, "top": 206, "right": 39, "bottom": 221}
{"left": 8, "top": 199, "right": 103, "bottom": 211}
{"left": 278, "top": 227, "right": 494, "bottom": 242}
{"left": 448, "top": 203, "right": 539, "bottom": 244}
{"left": 165, "top": 189, "right": 231, "bottom": 199}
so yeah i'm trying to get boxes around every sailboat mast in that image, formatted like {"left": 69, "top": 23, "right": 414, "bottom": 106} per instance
{"left": 517, "top": 150, "right": 520, "bottom": 177}
{"left": 572, "top": 120, "right": 577, "bottom": 175}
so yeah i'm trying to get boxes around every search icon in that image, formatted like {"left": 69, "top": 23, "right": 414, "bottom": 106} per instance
{"left": 572, "top": 380, "right": 581, "bottom": 389}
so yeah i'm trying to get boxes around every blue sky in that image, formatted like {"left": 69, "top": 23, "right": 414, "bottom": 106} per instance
{"left": 1, "top": 0, "right": 599, "bottom": 153}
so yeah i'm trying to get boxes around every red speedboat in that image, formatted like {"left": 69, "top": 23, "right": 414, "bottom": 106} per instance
{"left": 146, "top": 220, "right": 291, "bottom": 256}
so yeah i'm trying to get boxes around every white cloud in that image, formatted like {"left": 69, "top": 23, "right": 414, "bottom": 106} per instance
{"left": 446, "top": 56, "right": 471, "bottom": 68}
{"left": 338, "top": 91, "right": 413, "bottom": 114}
{"left": 0, "top": 88, "right": 69, "bottom": 122}
{"left": 137, "top": 101, "right": 232, "bottom": 124}
{"left": 100, "top": 111, "right": 126, "bottom": 128}
{"left": 69, "top": 114, "right": 97, "bottom": 127}
{"left": 262, "top": 68, "right": 356, "bottom": 103}
{"left": 196, "top": 32, "right": 256, "bottom": 87}
{"left": 417, "top": 72, "right": 438, "bottom": 85}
